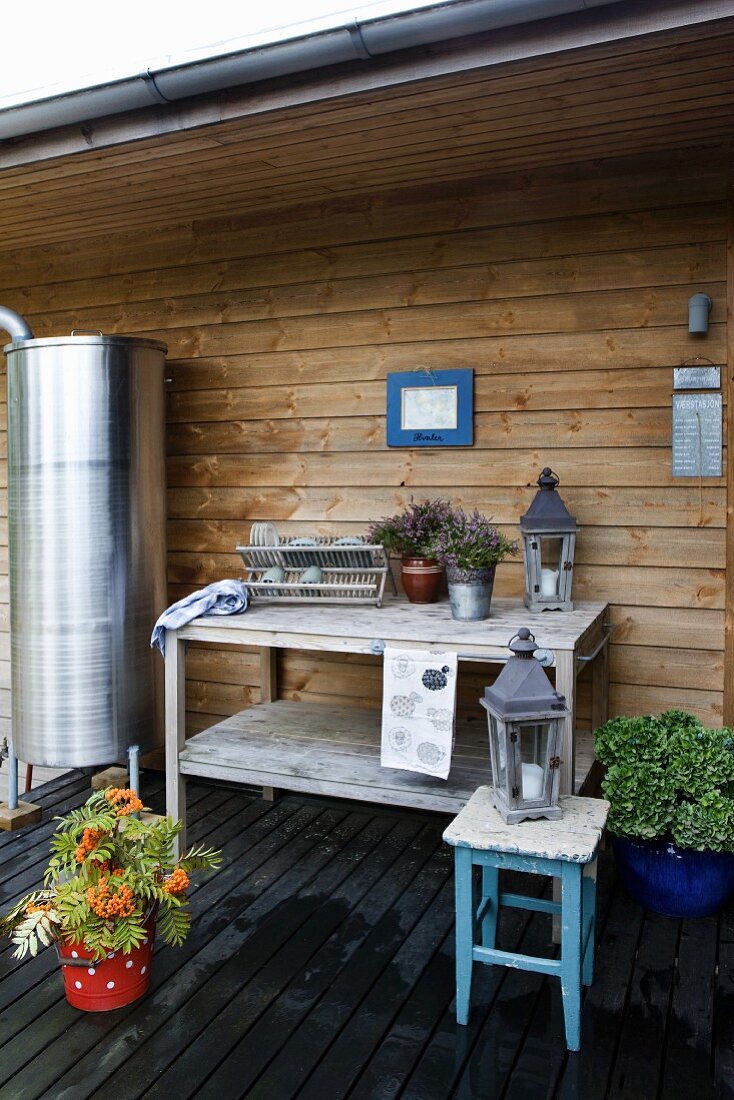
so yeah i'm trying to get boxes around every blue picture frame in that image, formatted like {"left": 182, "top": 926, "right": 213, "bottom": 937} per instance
{"left": 386, "top": 369, "right": 474, "bottom": 447}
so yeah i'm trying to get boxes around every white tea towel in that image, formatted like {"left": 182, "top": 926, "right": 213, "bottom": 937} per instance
{"left": 381, "top": 648, "right": 458, "bottom": 780}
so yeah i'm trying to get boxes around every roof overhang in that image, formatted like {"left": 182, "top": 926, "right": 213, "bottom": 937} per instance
{"left": 1, "top": 0, "right": 729, "bottom": 169}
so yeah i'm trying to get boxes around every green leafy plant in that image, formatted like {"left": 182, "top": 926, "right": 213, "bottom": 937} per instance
{"left": 595, "top": 709, "right": 734, "bottom": 851}
{"left": 0, "top": 787, "right": 221, "bottom": 961}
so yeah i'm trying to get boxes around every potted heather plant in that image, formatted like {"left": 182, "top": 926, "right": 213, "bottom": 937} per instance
{"left": 367, "top": 498, "right": 451, "bottom": 603}
{"left": 433, "top": 507, "right": 517, "bottom": 620}
{"left": 596, "top": 710, "right": 734, "bottom": 917}
{"left": 0, "top": 787, "right": 221, "bottom": 1011}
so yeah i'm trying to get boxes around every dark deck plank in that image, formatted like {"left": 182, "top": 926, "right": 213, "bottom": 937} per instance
{"left": 16, "top": 798, "right": 330, "bottom": 1099}
{"left": 135, "top": 817, "right": 428, "bottom": 1097}
{"left": 660, "top": 916, "right": 717, "bottom": 1100}
{"left": 715, "top": 906, "right": 734, "bottom": 1099}
{"left": 0, "top": 775, "right": 728, "bottom": 1100}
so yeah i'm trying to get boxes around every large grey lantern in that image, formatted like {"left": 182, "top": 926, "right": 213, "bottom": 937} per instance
{"left": 520, "top": 468, "right": 577, "bottom": 612}
{"left": 480, "top": 628, "right": 568, "bottom": 823}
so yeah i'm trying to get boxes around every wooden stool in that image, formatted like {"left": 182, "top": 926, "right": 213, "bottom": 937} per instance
{"left": 443, "top": 786, "right": 609, "bottom": 1052}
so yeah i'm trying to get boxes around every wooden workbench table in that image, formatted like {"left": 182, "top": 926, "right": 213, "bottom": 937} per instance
{"left": 165, "top": 597, "right": 610, "bottom": 851}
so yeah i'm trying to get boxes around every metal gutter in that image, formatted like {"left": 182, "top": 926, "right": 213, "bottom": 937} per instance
{"left": 0, "top": 0, "right": 624, "bottom": 141}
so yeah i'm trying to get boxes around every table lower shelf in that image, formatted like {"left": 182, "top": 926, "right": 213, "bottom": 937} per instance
{"left": 179, "top": 700, "right": 593, "bottom": 813}
{"left": 181, "top": 699, "right": 493, "bottom": 812}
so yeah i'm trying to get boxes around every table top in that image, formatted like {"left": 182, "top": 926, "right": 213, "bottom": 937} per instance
{"left": 176, "top": 596, "right": 608, "bottom": 656}
{"left": 442, "top": 786, "right": 610, "bottom": 863}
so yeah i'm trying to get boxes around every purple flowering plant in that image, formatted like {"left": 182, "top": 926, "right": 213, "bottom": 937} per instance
{"left": 432, "top": 507, "right": 517, "bottom": 570}
{"left": 367, "top": 498, "right": 451, "bottom": 558}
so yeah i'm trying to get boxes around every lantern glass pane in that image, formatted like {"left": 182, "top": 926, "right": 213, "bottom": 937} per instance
{"left": 538, "top": 537, "right": 562, "bottom": 598}
{"left": 489, "top": 714, "right": 507, "bottom": 789}
{"left": 518, "top": 721, "right": 551, "bottom": 801}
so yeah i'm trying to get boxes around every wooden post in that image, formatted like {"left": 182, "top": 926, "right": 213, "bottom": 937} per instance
{"left": 260, "top": 646, "right": 280, "bottom": 802}
{"left": 165, "top": 631, "right": 187, "bottom": 858}
{"left": 724, "top": 186, "right": 734, "bottom": 727}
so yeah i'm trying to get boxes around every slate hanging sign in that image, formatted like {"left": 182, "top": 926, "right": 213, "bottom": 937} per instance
{"left": 672, "top": 392, "right": 722, "bottom": 477}
{"left": 673, "top": 364, "right": 720, "bottom": 390}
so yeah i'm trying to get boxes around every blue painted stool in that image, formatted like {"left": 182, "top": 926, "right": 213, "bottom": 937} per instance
{"left": 443, "top": 786, "right": 609, "bottom": 1052}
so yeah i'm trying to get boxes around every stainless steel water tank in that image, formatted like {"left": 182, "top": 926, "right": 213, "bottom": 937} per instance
{"left": 5, "top": 331, "right": 167, "bottom": 767}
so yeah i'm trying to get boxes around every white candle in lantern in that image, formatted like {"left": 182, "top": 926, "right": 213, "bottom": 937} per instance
{"left": 540, "top": 568, "right": 559, "bottom": 597}
{"left": 521, "top": 762, "right": 544, "bottom": 800}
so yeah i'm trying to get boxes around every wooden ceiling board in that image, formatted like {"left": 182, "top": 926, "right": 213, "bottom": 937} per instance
{"left": 0, "top": 21, "right": 732, "bottom": 249}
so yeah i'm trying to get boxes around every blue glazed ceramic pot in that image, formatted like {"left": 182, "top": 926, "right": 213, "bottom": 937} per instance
{"left": 612, "top": 834, "right": 734, "bottom": 918}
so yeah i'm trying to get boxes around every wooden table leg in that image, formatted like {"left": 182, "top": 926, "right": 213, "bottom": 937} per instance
{"left": 260, "top": 646, "right": 280, "bottom": 802}
{"left": 553, "top": 648, "right": 577, "bottom": 943}
{"left": 165, "top": 631, "right": 187, "bottom": 859}
{"left": 591, "top": 635, "right": 610, "bottom": 735}
{"left": 555, "top": 649, "right": 576, "bottom": 797}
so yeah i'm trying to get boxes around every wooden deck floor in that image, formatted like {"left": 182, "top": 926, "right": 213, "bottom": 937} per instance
{"left": 0, "top": 770, "right": 731, "bottom": 1100}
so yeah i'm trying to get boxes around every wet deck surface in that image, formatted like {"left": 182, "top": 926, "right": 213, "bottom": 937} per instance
{"left": 0, "top": 769, "right": 731, "bottom": 1099}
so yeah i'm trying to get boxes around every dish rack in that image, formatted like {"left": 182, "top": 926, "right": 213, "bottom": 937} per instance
{"left": 236, "top": 535, "right": 393, "bottom": 606}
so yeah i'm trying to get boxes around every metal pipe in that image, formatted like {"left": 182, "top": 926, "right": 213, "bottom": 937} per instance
{"left": 0, "top": 0, "right": 626, "bottom": 140}
{"left": 7, "top": 743, "right": 18, "bottom": 811}
{"left": 128, "top": 744, "right": 141, "bottom": 821}
{"left": 128, "top": 744, "right": 140, "bottom": 798}
{"left": 0, "top": 307, "right": 33, "bottom": 342}
{"left": 575, "top": 624, "right": 615, "bottom": 664}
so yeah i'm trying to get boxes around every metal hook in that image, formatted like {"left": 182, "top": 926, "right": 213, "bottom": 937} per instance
{"left": 679, "top": 355, "right": 718, "bottom": 368}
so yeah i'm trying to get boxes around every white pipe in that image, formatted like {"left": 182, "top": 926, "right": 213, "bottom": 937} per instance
{"left": 0, "top": 0, "right": 625, "bottom": 140}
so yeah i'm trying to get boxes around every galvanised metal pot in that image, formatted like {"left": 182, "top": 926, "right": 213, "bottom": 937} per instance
{"left": 446, "top": 565, "right": 495, "bottom": 621}
{"left": 5, "top": 328, "right": 167, "bottom": 767}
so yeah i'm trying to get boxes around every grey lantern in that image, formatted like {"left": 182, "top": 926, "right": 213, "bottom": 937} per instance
{"left": 520, "top": 468, "right": 577, "bottom": 612}
{"left": 480, "top": 628, "right": 568, "bottom": 823}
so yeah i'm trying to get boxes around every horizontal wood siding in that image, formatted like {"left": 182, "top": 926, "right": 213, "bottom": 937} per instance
{"left": 0, "top": 147, "right": 727, "bottom": 758}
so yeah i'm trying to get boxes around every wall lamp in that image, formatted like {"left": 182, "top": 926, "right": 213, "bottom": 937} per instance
{"left": 688, "top": 293, "right": 712, "bottom": 334}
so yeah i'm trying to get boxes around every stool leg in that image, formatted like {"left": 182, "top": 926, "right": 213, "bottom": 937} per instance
{"left": 454, "top": 846, "right": 474, "bottom": 1026}
{"left": 560, "top": 862, "right": 583, "bottom": 1052}
{"left": 481, "top": 864, "right": 499, "bottom": 948}
{"left": 582, "top": 859, "right": 597, "bottom": 988}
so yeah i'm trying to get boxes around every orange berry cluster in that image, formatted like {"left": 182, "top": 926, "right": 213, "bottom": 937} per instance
{"left": 75, "top": 827, "right": 104, "bottom": 864}
{"left": 86, "top": 878, "right": 136, "bottom": 919}
{"left": 163, "top": 867, "right": 190, "bottom": 896}
{"left": 105, "top": 788, "right": 144, "bottom": 817}
{"left": 26, "top": 900, "right": 53, "bottom": 915}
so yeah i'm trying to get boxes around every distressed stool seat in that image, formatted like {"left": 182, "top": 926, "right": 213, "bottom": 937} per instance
{"left": 443, "top": 786, "right": 609, "bottom": 1051}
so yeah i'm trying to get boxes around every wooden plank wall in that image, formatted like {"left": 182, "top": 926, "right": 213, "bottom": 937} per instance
{"left": 0, "top": 146, "right": 728, "bottom": 756}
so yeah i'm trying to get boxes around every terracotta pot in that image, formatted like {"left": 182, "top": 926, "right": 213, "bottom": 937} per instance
{"left": 401, "top": 557, "right": 444, "bottom": 603}
{"left": 58, "top": 913, "right": 156, "bottom": 1012}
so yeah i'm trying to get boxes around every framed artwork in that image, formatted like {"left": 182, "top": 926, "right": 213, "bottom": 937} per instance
{"left": 386, "top": 368, "right": 474, "bottom": 447}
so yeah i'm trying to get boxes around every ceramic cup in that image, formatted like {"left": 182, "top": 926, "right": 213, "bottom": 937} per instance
{"left": 261, "top": 566, "right": 285, "bottom": 583}
{"left": 299, "top": 566, "right": 323, "bottom": 584}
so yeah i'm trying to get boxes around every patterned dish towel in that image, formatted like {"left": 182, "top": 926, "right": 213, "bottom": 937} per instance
{"left": 381, "top": 647, "right": 458, "bottom": 780}
{"left": 150, "top": 580, "right": 248, "bottom": 656}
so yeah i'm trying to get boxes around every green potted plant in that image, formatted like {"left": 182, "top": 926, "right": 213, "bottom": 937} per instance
{"left": 432, "top": 506, "right": 517, "bottom": 620}
{"left": 367, "top": 498, "right": 451, "bottom": 603}
{"left": 0, "top": 787, "right": 221, "bottom": 1011}
{"left": 595, "top": 709, "right": 734, "bottom": 917}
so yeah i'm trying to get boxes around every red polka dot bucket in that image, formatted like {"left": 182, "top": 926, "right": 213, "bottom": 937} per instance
{"left": 58, "top": 914, "right": 156, "bottom": 1011}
